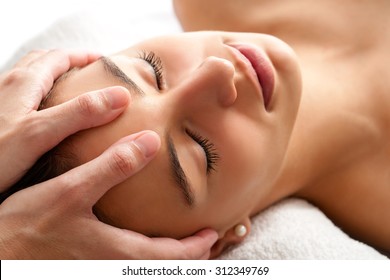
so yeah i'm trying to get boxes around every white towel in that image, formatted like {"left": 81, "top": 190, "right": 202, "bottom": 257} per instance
{"left": 218, "top": 198, "right": 387, "bottom": 259}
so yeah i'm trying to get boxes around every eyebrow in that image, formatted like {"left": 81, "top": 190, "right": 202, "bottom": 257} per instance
{"left": 99, "top": 56, "right": 145, "bottom": 96}
{"left": 166, "top": 134, "right": 195, "bottom": 207}
{"left": 99, "top": 56, "right": 195, "bottom": 207}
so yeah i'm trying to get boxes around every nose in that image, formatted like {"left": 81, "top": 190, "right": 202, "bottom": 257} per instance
{"left": 174, "top": 56, "right": 237, "bottom": 108}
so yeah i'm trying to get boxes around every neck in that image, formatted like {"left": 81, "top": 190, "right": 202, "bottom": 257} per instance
{"left": 270, "top": 55, "right": 385, "bottom": 200}
{"left": 262, "top": 3, "right": 390, "bottom": 199}
{"left": 240, "top": 0, "right": 390, "bottom": 214}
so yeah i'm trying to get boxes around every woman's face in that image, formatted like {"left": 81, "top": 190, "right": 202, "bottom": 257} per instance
{"left": 52, "top": 31, "right": 301, "bottom": 239}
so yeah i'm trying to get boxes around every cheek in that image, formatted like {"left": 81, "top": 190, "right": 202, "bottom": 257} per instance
{"left": 217, "top": 121, "right": 286, "bottom": 196}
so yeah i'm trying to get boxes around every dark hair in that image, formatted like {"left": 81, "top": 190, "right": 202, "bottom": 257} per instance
{"left": 0, "top": 146, "right": 71, "bottom": 203}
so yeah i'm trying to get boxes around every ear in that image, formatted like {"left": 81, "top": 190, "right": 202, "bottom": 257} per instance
{"left": 209, "top": 217, "right": 251, "bottom": 259}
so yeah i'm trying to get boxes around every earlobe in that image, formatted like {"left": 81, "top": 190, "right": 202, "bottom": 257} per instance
{"left": 209, "top": 217, "right": 251, "bottom": 259}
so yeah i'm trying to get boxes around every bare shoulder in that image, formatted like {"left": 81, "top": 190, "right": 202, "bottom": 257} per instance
{"left": 297, "top": 156, "right": 390, "bottom": 254}
{"left": 173, "top": 0, "right": 274, "bottom": 32}
{"left": 173, "top": 0, "right": 390, "bottom": 44}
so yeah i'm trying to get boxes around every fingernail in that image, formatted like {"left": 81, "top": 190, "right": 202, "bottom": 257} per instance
{"left": 132, "top": 131, "right": 161, "bottom": 158}
{"left": 104, "top": 86, "right": 130, "bottom": 109}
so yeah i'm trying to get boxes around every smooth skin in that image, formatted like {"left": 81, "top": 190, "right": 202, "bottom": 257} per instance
{"left": 41, "top": 32, "right": 301, "bottom": 258}
{"left": 43, "top": 0, "right": 390, "bottom": 257}
{"left": 174, "top": 0, "right": 390, "bottom": 253}
{"left": 0, "top": 50, "right": 218, "bottom": 259}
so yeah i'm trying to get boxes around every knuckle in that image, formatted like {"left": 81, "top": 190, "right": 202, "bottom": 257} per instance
{"left": 17, "top": 114, "right": 48, "bottom": 143}
{"left": 98, "top": 90, "right": 112, "bottom": 109}
{"left": 18, "top": 113, "right": 63, "bottom": 149}
{"left": 1, "top": 68, "right": 29, "bottom": 86}
{"left": 75, "top": 90, "right": 112, "bottom": 119}
{"left": 11, "top": 50, "right": 47, "bottom": 68}
{"left": 1, "top": 67, "right": 49, "bottom": 97}
{"left": 77, "top": 94, "right": 99, "bottom": 117}
{"left": 108, "top": 145, "right": 143, "bottom": 179}
{"left": 54, "top": 176, "right": 86, "bottom": 207}
{"left": 30, "top": 71, "right": 53, "bottom": 98}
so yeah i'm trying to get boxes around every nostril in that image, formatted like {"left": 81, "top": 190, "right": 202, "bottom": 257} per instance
{"left": 212, "top": 58, "right": 237, "bottom": 107}
{"left": 197, "top": 56, "right": 237, "bottom": 107}
{"left": 219, "top": 83, "right": 237, "bottom": 107}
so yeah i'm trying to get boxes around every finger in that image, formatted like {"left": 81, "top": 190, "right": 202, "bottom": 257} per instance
{"left": 177, "top": 229, "right": 219, "bottom": 259}
{"left": 55, "top": 130, "right": 161, "bottom": 207}
{"left": 13, "top": 49, "right": 49, "bottom": 68}
{"left": 29, "top": 49, "right": 101, "bottom": 76}
{"left": 27, "top": 49, "right": 102, "bottom": 98}
{"left": 30, "top": 86, "right": 130, "bottom": 153}
{"left": 0, "top": 50, "right": 101, "bottom": 107}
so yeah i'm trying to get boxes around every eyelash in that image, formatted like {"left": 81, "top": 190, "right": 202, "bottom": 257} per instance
{"left": 138, "top": 50, "right": 164, "bottom": 90}
{"left": 138, "top": 51, "right": 218, "bottom": 174}
{"left": 186, "top": 129, "right": 219, "bottom": 174}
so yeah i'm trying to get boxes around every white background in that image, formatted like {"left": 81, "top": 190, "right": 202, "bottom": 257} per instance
{"left": 0, "top": 0, "right": 173, "bottom": 67}
{"left": 0, "top": 0, "right": 109, "bottom": 65}
{"left": 2, "top": 260, "right": 390, "bottom": 280}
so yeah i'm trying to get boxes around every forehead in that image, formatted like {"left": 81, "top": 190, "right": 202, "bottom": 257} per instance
{"left": 43, "top": 35, "right": 272, "bottom": 238}
{"left": 44, "top": 58, "right": 197, "bottom": 212}
{"left": 43, "top": 61, "right": 110, "bottom": 109}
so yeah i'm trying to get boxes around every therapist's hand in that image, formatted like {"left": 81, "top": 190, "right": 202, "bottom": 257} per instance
{"left": 0, "top": 49, "right": 129, "bottom": 191}
{"left": 0, "top": 131, "right": 218, "bottom": 259}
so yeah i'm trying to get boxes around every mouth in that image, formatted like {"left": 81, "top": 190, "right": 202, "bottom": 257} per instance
{"left": 228, "top": 43, "right": 275, "bottom": 110}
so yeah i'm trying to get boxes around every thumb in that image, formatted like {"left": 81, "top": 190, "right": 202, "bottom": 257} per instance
{"left": 34, "top": 86, "right": 130, "bottom": 153}
{"left": 55, "top": 130, "right": 161, "bottom": 208}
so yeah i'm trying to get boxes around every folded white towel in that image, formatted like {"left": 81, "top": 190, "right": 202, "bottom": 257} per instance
{"left": 218, "top": 198, "right": 387, "bottom": 259}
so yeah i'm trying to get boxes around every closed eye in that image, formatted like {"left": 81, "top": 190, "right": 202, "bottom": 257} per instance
{"left": 186, "top": 129, "right": 219, "bottom": 174}
{"left": 138, "top": 50, "right": 165, "bottom": 90}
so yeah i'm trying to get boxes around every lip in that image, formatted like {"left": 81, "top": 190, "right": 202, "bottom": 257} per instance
{"left": 227, "top": 43, "right": 275, "bottom": 110}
